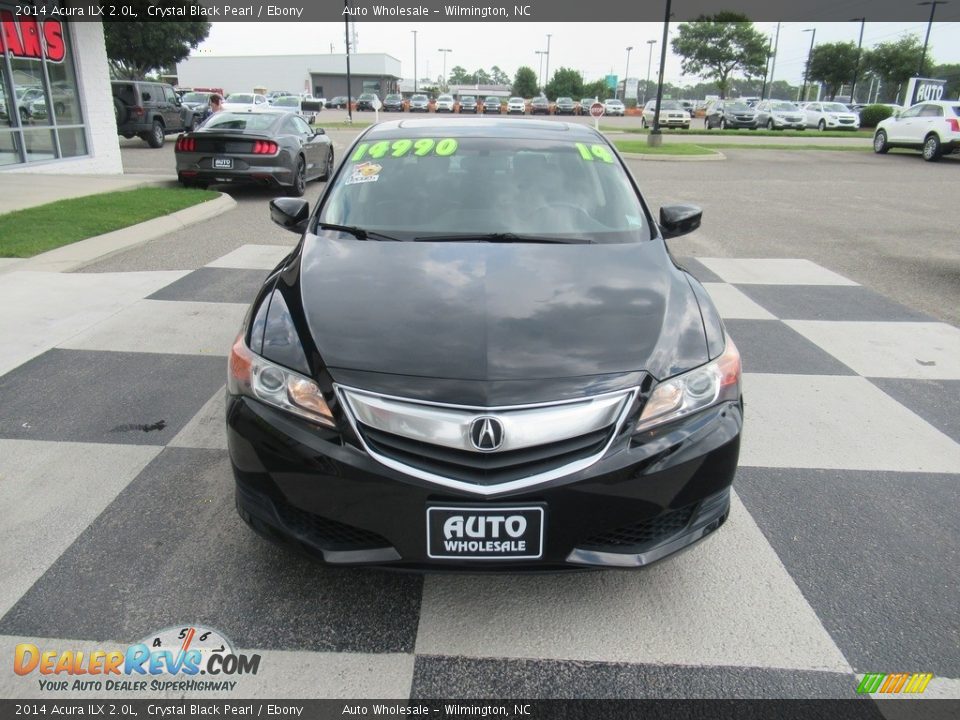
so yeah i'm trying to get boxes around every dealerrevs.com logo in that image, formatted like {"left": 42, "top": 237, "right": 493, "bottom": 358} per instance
{"left": 14, "top": 625, "right": 261, "bottom": 693}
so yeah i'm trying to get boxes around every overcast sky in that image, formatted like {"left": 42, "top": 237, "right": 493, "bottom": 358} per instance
{"left": 193, "top": 21, "right": 960, "bottom": 86}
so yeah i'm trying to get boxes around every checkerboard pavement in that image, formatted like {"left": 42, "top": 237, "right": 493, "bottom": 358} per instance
{"left": 1, "top": 247, "right": 958, "bottom": 700}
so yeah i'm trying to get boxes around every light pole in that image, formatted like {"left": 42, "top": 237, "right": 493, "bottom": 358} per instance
{"left": 917, "top": 1, "right": 947, "bottom": 76}
{"left": 344, "top": 0, "right": 353, "bottom": 123}
{"left": 801, "top": 27, "right": 816, "bottom": 103}
{"left": 622, "top": 46, "right": 633, "bottom": 101}
{"left": 642, "top": 39, "right": 656, "bottom": 107}
{"left": 649, "top": 0, "right": 672, "bottom": 145}
{"left": 544, "top": 34, "right": 552, "bottom": 88}
{"left": 535, "top": 50, "right": 547, "bottom": 90}
{"left": 411, "top": 30, "right": 418, "bottom": 93}
{"left": 438, "top": 48, "right": 451, "bottom": 90}
{"left": 849, "top": 17, "right": 866, "bottom": 103}
{"left": 767, "top": 22, "right": 781, "bottom": 99}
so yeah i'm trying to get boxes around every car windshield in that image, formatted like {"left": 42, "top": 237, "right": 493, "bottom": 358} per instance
{"left": 607, "top": 99, "right": 623, "bottom": 106}
{"left": 273, "top": 97, "right": 300, "bottom": 107}
{"left": 659, "top": 101, "right": 681, "bottom": 109}
{"left": 438, "top": 95, "right": 453, "bottom": 102}
{"left": 412, "top": 95, "right": 428, "bottom": 102}
{"left": 462, "top": 96, "right": 475, "bottom": 101}
{"left": 771, "top": 102, "right": 797, "bottom": 111}
{"left": 226, "top": 94, "right": 255, "bottom": 104}
{"left": 320, "top": 136, "right": 648, "bottom": 243}
{"left": 203, "top": 112, "right": 278, "bottom": 132}
{"left": 509, "top": 97, "right": 523, "bottom": 103}
{"left": 823, "top": 103, "right": 849, "bottom": 112}
{"left": 558, "top": 98, "right": 572, "bottom": 103}
{"left": 359, "top": 94, "right": 374, "bottom": 100}
{"left": 727, "top": 103, "right": 751, "bottom": 112}
{"left": 181, "top": 92, "right": 209, "bottom": 103}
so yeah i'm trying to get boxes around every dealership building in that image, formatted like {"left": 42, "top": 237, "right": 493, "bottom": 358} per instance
{"left": 1, "top": 10, "right": 121, "bottom": 173}
{"left": 176, "top": 52, "right": 401, "bottom": 99}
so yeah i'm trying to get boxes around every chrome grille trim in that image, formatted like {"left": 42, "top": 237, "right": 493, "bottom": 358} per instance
{"left": 335, "top": 384, "right": 639, "bottom": 496}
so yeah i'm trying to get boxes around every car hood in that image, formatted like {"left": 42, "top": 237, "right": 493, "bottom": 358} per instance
{"left": 297, "top": 236, "right": 709, "bottom": 384}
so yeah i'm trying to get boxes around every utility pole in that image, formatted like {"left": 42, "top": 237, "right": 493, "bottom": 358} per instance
{"left": 622, "top": 46, "right": 633, "bottom": 101}
{"left": 411, "top": 30, "right": 418, "bottom": 93}
{"left": 344, "top": 0, "right": 353, "bottom": 123}
{"left": 438, "top": 48, "right": 452, "bottom": 91}
{"left": 801, "top": 27, "right": 816, "bottom": 103}
{"left": 649, "top": 0, "right": 671, "bottom": 146}
{"left": 535, "top": 50, "right": 546, "bottom": 90}
{"left": 642, "top": 39, "right": 656, "bottom": 107}
{"left": 917, "top": 1, "right": 947, "bottom": 76}
{"left": 544, "top": 34, "right": 552, "bottom": 87}
{"left": 760, "top": 31, "right": 774, "bottom": 100}
{"left": 767, "top": 22, "right": 781, "bottom": 99}
{"left": 850, "top": 17, "right": 866, "bottom": 103}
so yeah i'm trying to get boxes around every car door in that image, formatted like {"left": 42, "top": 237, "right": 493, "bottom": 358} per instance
{"left": 162, "top": 85, "right": 184, "bottom": 129}
{"left": 291, "top": 115, "right": 323, "bottom": 176}
{"left": 915, "top": 103, "right": 944, "bottom": 142}
{"left": 890, "top": 104, "right": 924, "bottom": 143}
{"left": 805, "top": 103, "right": 821, "bottom": 128}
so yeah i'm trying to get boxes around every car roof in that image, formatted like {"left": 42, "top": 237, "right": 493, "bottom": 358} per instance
{"left": 361, "top": 118, "right": 603, "bottom": 141}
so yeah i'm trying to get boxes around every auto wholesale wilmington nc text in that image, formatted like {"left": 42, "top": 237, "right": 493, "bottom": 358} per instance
{"left": 344, "top": 5, "right": 532, "bottom": 17}
{"left": 343, "top": 704, "right": 529, "bottom": 716}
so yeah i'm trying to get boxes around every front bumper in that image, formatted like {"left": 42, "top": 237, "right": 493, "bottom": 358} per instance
{"left": 228, "top": 393, "right": 742, "bottom": 570}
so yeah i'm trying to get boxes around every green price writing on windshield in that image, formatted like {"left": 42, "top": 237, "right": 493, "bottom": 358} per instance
{"left": 352, "top": 138, "right": 459, "bottom": 162}
{"left": 575, "top": 142, "right": 614, "bottom": 163}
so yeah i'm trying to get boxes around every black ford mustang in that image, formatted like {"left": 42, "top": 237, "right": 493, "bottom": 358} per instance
{"left": 227, "top": 119, "right": 742, "bottom": 569}
{"left": 175, "top": 111, "right": 333, "bottom": 196}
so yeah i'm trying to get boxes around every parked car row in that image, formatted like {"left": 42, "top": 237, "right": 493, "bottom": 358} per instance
{"left": 703, "top": 99, "right": 861, "bottom": 131}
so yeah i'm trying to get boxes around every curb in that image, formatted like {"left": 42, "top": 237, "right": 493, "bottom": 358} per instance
{"left": 2, "top": 192, "right": 237, "bottom": 274}
{"left": 620, "top": 150, "right": 726, "bottom": 162}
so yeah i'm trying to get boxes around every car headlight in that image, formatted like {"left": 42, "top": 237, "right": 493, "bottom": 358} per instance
{"left": 228, "top": 334, "right": 336, "bottom": 428}
{"left": 636, "top": 339, "right": 741, "bottom": 432}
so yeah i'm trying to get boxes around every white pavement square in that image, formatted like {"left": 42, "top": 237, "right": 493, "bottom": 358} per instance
{"left": 701, "top": 283, "right": 777, "bottom": 320}
{"left": 415, "top": 493, "right": 850, "bottom": 673}
{"left": 785, "top": 321, "right": 960, "bottom": 380}
{"left": 58, "top": 300, "right": 247, "bottom": 357}
{"left": 0, "top": 270, "right": 187, "bottom": 376}
{"left": 0, "top": 440, "right": 160, "bottom": 618}
{"left": 205, "top": 244, "right": 293, "bottom": 270}
{"left": 698, "top": 259, "right": 859, "bottom": 286}
{"left": 739, "top": 373, "right": 960, "bottom": 472}
{"left": 170, "top": 386, "right": 227, "bottom": 450}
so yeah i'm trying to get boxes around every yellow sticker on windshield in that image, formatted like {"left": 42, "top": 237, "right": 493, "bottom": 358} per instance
{"left": 575, "top": 142, "right": 614, "bottom": 163}
{"left": 351, "top": 138, "right": 458, "bottom": 162}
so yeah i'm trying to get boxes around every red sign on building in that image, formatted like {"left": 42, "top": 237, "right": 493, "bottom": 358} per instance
{"left": 1, "top": 12, "right": 65, "bottom": 63}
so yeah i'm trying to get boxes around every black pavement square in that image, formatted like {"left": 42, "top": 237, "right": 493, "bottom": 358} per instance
{"left": 734, "top": 285, "right": 932, "bottom": 322}
{"left": 147, "top": 267, "right": 269, "bottom": 304}
{"left": 0, "top": 447, "right": 423, "bottom": 654}
{"left": 869, "top": 378, "right": 960, "bottom": 444}
{"left": 675, "top": 256, "right": 723, "bottom": 283}
{"left": 735, "top": 466, "right": 960, "bottom": 677}
{"left": 411, "top": 655, "right": 861, "bottom": 699}
{"left": 0, "top": 349, "right": 226, "bottom": 445}
{"left": 724, "top": 319, "right": 856, "bottom": 375}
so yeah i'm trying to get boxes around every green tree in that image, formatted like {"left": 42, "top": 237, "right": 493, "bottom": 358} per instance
{"left": 582, "top": 79, "right": 608, "bottom": 101}
{"left": 863, "top": 35, "right": 930, "bottom": 102}
{"left": 102, "top": 3, "right": 210, "bottom": 79}
{"left": 671, "top": 12, "right": 769, "bottom": 99}
{"left": 449, "top": 65, "right": 471, "bottom": 85}
{"left": 490, "top": 65, "right": 510, "bottom": 85}
{"left": 806, "top": 41, "right": 860, "bottom": 99}
{"left": 544, "top": 67, "right": 584, "bottom": 100}
{"left": 475, "top": 68, "right": 491, "bottom": 85}
{"left": 512, "top": 66, "right": 538, "bottom": 97}
{"left": 931, "top": 63, "right": 960, "bottom": 101}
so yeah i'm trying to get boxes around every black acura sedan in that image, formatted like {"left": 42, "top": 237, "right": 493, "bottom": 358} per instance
{"left": 175, "top": 111, "right": 333, "bottom": 195}
{"left": 227, "top": 119, "right": 743, "bottom": 569}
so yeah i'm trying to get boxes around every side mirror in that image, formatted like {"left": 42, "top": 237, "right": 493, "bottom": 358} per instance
{"left": 270, "top": 198, "right": 310, "bottom": 233}
{"left": 314, "top": 127, "right": 325, "bottom": 135}
{"left": 659, "top": 204, "right": 703, "bottom": 239}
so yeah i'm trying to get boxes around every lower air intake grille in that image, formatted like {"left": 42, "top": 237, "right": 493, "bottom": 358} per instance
{"left": 580, "top": 505, "right": 696, "bottom": 551}
{"left": 275, "top": 502, "right": 391, "bottom": 551}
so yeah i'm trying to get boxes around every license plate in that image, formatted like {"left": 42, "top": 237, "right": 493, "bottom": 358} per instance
{"left": 427, "top": 505, "right": 544, "bottom": 560}
{"left": 213, "top": 157, "right": 233, "bottom": 169}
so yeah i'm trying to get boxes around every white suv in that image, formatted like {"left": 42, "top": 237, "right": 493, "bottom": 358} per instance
{"left": 802, "top": 101, "right": 860, "bottom": 131}
{"left": 874, "top": 100, "right": 960, "bottom": 161}
{"left": 507, "top": 97, "right": 526, "bottom": 114}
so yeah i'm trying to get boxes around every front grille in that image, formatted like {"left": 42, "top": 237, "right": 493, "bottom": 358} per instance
{"left": 358, "top": 422, "right": 613, "bottom": 487}
{"left": 275, "top": 501, "right": 391, "bottom": 551}
{"left": 579, "top": 505, "right": 695, "bottom": 551}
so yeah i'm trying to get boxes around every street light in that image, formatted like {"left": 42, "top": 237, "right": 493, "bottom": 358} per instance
{"left": 801, "top": 27, "right": 816, "bottom": 103}
{"left": 641, "top": 39, "right": 656, "bottom": 107}
{"left": 411, "top": 30, "right": 418, "bottom": 93}
{"left": 917, "top": 1, "right": 947, "bottom": 76}
{"left": 649, "top": 0, "right": 672, "bottom": 145}
{"left": 545, "top": 34, "right": 552, "bottom": 87}
{"left": 622, "top": 46, "right": 633, "bottom": 101}
{"left": 438, "top": 48, "right": 452, "bottom": 90}
{"left": 850, "top": 17, "right": 866, "bottom": 103}
{"left": 535, "top": 50, "right": 547, "bottom": 89}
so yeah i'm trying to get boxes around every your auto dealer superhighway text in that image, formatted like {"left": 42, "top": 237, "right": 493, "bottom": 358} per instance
{"left": 148, "top": 5, "right": 304, "bottom": 18}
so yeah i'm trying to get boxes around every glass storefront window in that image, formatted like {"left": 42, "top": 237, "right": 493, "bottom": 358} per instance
{"left": 0, "top": 5, "right": 88, "bottom": 166}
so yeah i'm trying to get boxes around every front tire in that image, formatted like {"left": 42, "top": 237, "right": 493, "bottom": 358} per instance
{"left": 922, "top": 133, "right": 942, "bottom": 162}
{"left": 818, "top": 119, "right": 826, "bottom": 131}
{"left": 873, "top": 130, "right": 890, "bottom": 154}
{"left": 320, "top": 149, "right": 334, "bottom": 180}
{"left": 767, "top": 119, "right": 775, "bottom": 130}
{"left": 720, "top": 118, "right": 727, "bottom": 130}
{"left": 146, "top": 120, "right": 165, "bottom": 148}
{"left": 286, "top": 157, "right": 306, "bottom": 197}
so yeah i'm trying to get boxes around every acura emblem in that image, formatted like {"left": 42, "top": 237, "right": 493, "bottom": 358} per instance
{"left": 470, "top": 416, "right": 504, "bottom": 452}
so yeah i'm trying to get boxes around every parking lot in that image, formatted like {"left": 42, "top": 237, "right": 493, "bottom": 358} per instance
{"left": 1, "top": 126, "right": 958, "bottom": 699}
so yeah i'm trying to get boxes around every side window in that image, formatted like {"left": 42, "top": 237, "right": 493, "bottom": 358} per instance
{"left": 919, "top": 104, "right": 943, "bottom": 117}
{"left": 281, "top": 117, "right": 299, "bottom": 135}
{"left": 292, "top": 116, "right": 312, "bottom": 135}
{"left": 163, "top": 86, "right": 176, "bottom": 103}
{"left": 140, "top": 85, "right": 153, "bottom": 103}
{"left": 900, "top": 105, "right": 923, "bottom": 119}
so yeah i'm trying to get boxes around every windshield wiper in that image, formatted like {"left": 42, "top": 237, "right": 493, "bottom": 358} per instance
{"left": 414, "top": 233, "right": 593, "bottom": 244}
{"left": 316, "top": 223, "right": 403, "bottom": 242}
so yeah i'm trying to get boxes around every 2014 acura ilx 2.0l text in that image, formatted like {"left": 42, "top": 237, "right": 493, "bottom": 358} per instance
{"left": 227, "top": 119, "right": 743, "bottom": 570}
